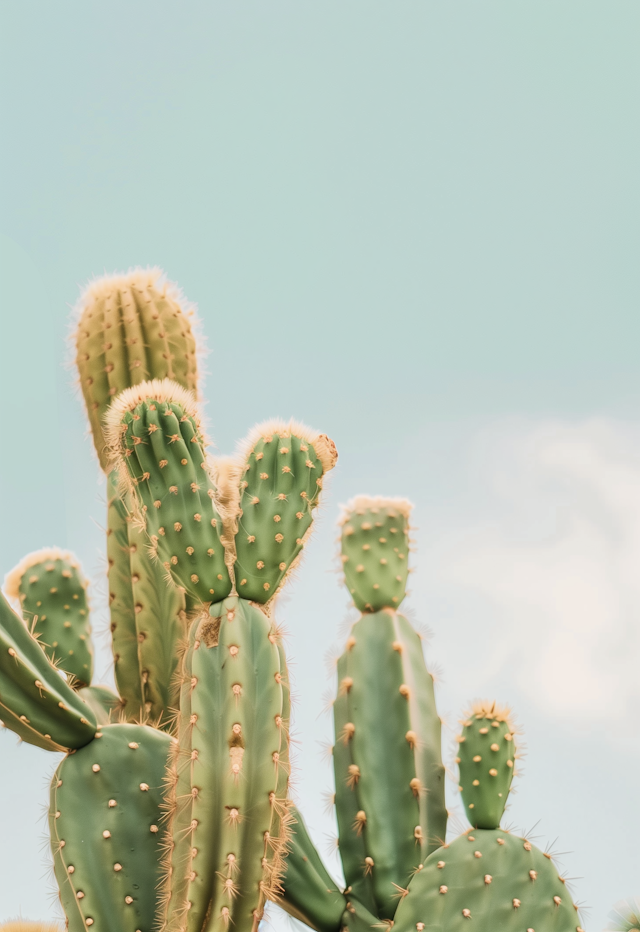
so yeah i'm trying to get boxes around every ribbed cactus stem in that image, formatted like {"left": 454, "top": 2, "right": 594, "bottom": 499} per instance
{"left": 107, "top": 470, "right": 186, "bottom": 727}
{"left": 5, "top": 548, "right": 94, "bottom": 687}
{"left": 162, "top": 597, "right": 291, "bottom": 932}
{"left": 74, "top": 269, "right": 199, "bottom": 470}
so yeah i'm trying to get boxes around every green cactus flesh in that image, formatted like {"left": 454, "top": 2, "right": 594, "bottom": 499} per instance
{"left": 107, "top": 380, "right": 232, "bottom": 607}
{"left": 0, "top": 589, "right": 97, "bottom": 750}
{"left": 340, "top": 896, "right": 381, "bottom": 932}
{"left": 278, "top": 805, "right": 346, "bottom": 932}
{"left": 49, "top": 722, "right": 173, "bottom": 932}
{"left": 232, "top": 423, "right": 337, "bottom": 603}
{"left": 391, "top": 830, "right": 582, "bottom": 932}
{"left": 332, "top": 610, "right": 446, "bottom": 920}
{"left": 75, "top": 269, "right": 199, "bottom": 470}
{"left": 78, "top": 685, "right": 121, "bottom": 726}
{"left": 340, "top": 498, "right": 411, "bottom": 613}
{"left": 456, "top": 703, "right": 516, "bottom": 830}
{"left": 107, "top": 469, "right": 186, "bottom": 727}
{"left": 5, "top": 549, "right": 94, "bottom": 687}
{"left": 163, "top": 596, "right": 290, "bottom": 932}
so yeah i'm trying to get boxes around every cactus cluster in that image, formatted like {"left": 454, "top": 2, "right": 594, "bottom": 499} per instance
{"left": 0, "top": 268, "right": 584, "bottom": 932}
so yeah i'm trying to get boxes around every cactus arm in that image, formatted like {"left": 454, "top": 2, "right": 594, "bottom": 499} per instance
{"left": 341, "top": 897, "right": 381, "bottom": 932}
{"left": 106, "top": 381, "right": 232, "bottom": 607}
{"left": 0, "top": 589, "right": 97, "bottom": 750}
{"left": 394, "top": 614, "right": 446, "bottom": 856}
{"left": 456, "top": 702, "right": 515, "bottom": 830}
{"left": 231, "top": 424, "right": 337, "bottom": 603}
{"left": 5, "top": 548, "right": 95, "bottom": 687}
{"left": 278, "top": 806, "right": 346, "bottom": 932}
{"left": 49, "top": 722, "right": 173, "bottom": 932}
{"left": 164, "top": 597, "right": 290, "bottom": 932}
{"left": 75, "top": 270, "right": 199, "bottom": 470}
{"left": 391, "top": 831, "right": 580, "bottom": 932}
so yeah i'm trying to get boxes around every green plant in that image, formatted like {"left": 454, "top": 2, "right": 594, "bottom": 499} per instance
{"left": 105, "top": 379, "right": 337, "bottom": 932}
{"left": 276, "top": 496, "right": 445, "bottom": 931}
{"left": 391, "top": 701, "right": 582, "bottom": 932}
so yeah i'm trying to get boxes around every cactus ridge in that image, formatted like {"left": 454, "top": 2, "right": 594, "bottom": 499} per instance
{"left": 107, "top": 470, "right": 187, "bottom": 728}
{"left": 0, "top": 588, "right": 97, "bottom": 750}
{"left": 162, "top": 597, "right": 292, "bottom": 932}
{"left": 332, "top": 610, "right": 446, "bottom": 920}
{"left": 75, "top": 268, "right": 199, "bottom": 470}
{"left": 5, "top": 548, "right": 94, "bottom": 687}
{"left": 105, "top": 379, "right": 232, "bottom": 606}
{"left": 229, "top": 419, "right": 338, "bottom": 604}
{"left": 391, "top": 829, "right": 581, "bottom": 932}
{"left": 49, "top": 722, "right": 173, "bottom": 932}
{"left": 339, "top": 497, "right": 412, "bottom": 613}
{"left": 456, "top": 701, "right": 518, "bottom": 830}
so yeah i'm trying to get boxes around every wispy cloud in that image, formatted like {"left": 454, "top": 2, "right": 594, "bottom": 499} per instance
{"left": 425, "top": 418, "right": 640, "bottom": 732}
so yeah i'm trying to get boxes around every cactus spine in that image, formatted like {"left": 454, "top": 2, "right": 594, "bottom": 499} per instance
{"left": 392, "top": 701, "right": 582, "bottom": 932}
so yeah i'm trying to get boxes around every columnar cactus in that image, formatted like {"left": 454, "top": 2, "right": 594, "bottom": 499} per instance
{"left": 391, "top": 701, "right": 582, "bottom": 932}
{"left": 106, "top": 379, "right": 337, "bottom": 932}
{"left": 75, "top": 269, "right": 196, "bottom": 728}
{"left": 278, "top": 497, "right": 446, "bottom": 931}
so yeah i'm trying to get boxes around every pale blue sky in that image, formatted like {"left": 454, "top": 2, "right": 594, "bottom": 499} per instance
{"left": 1, "top": 4, "right": 639, "bottom": 928}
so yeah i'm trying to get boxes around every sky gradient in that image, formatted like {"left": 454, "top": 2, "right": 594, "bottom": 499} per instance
{"left": 1, "top": 4, "right": 640, "bottom": 928}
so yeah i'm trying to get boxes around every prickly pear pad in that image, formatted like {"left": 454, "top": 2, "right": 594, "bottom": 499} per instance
{"left": 49, "top": 723, "right": 173, "bottom": 932}
{"left": 340, "top": 498, "right": 411, "bottom": 613}
{"left": 75, "top": 268, "right": 199, "bottom": 470}
{"left": 5, "top": 549, "right": 94, "bottom": 687}
{"left": 232, "top": 422, "right": 338, "bottom": 603}
{"left": 106, "top": 379, "right": 232, "bottom": 606}
{"left": 456, "top": 702, "right": 516, "bottom": 830}
{"left": 0, "top": 589, "right": 97, "bottom": 751}
{"left": 392, "top": 830, "right": 581, "bottom": 932}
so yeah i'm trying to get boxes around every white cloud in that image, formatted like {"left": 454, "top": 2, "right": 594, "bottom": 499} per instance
{"left": 428, "top": 418, "right": 640, "bottom": 730}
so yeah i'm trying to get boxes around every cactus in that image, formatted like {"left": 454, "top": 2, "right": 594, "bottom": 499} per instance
{"left": 106, "top": 379, "right": 338, "bottom": 932}
{"left": 5, "top": 548, "right": 94, "bottom": 687}
{"left": 392, "top": 701, "right": 582, "bottom": 932}
{"left": 49, "top": 722, "right": 173, "bottom": 932}
{"left": 333, "top": 497, "right": 446, "bottom": 920}
{"left": 0, "top": 588, "right": 97, "bottom": 750}
{"left": 74, "top": 268, "right": 199, "bottom": 471}
{"left": 606, "top": 898, "right": 640, "bottom": 930}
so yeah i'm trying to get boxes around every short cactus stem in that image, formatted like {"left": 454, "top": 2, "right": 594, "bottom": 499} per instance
{"left": 5, "top": 548, "right": 94, "bottom": 688}
{"left": 456, "top": 701, "right": 517, "bottom": 830}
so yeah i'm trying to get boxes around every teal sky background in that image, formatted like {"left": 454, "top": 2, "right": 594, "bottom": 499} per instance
{"left": 1, "top": 3, "right": 640, "bottom": 928}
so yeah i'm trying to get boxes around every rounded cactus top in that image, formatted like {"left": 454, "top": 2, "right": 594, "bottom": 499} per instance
{"left": 4, "top": 547, "right": 94, "bottom": 687}
{"left": 456, "top": 700, "right": 518, "bottom": 830}
{"left": 74, "top": 268, "right": 199, "bottom": 470}
{"left": 339, "top": 496, "right": 412, "bottom": 613}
